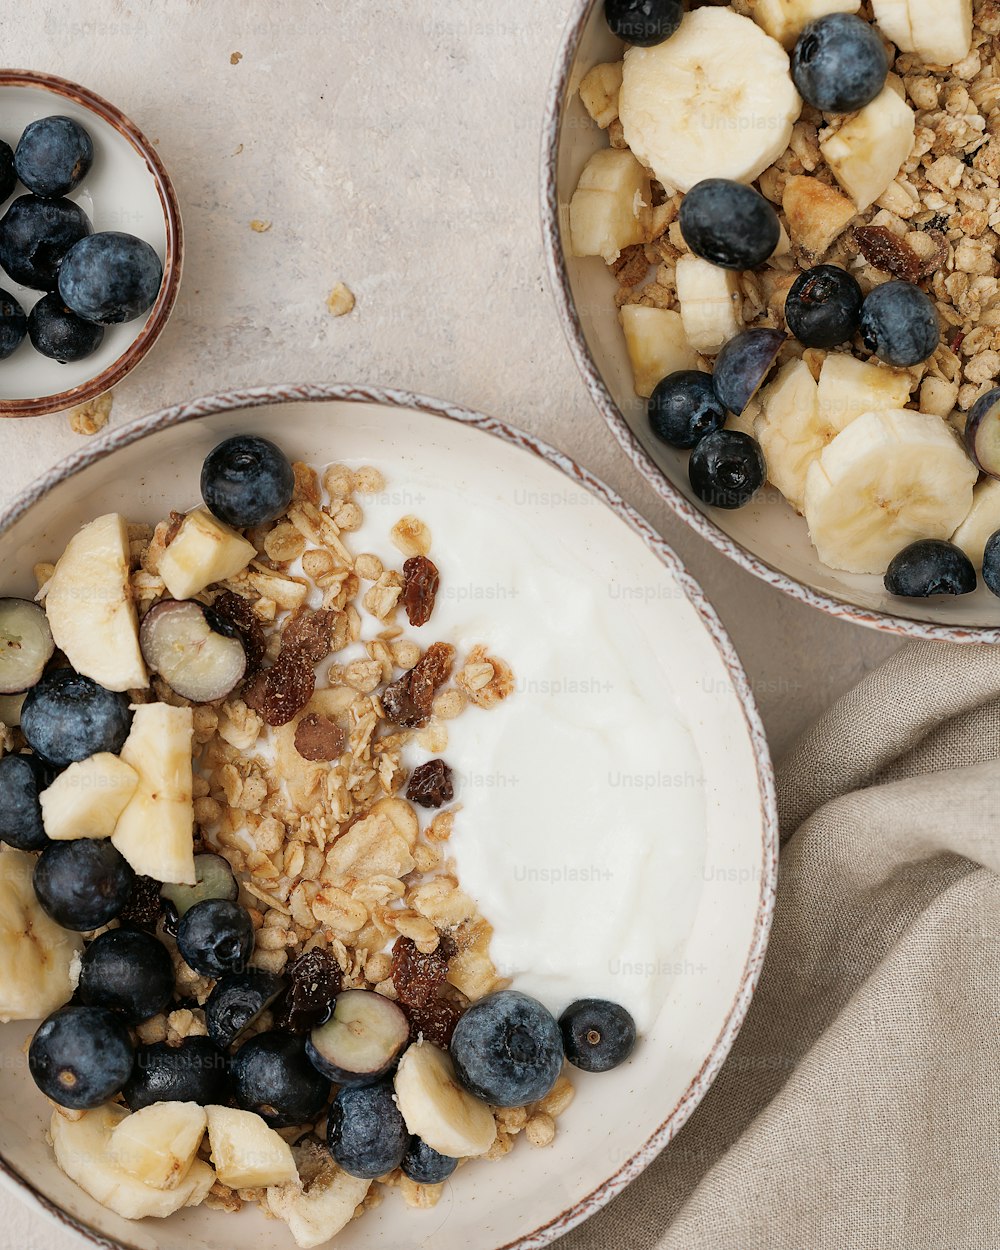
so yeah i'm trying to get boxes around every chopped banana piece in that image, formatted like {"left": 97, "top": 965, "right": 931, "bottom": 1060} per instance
{"left": 569, "top": 148, "right": 650, "bottom": 264}
{"left": 159, "top": 508, "right": 256, "bottom": 601}
{"left": 820, "top": 86, "right": 916, "bottom": 211}
{"left": 41, "top": 753, "right": 139, "bottom": 841}
{"left": 0, "top": 847, "right": 82, "bottom": 1022}
{"left": 620, "top": 305, "right": 701, "bottom": 398}
{"left": 579, "top": 61, "right": 623, "bottom": 129}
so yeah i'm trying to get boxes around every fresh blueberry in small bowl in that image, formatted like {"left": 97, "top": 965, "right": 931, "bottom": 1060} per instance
{"left": 0, "top": 752, "right": 53, "bottom": 852}
{"left": 328, "top": 1077, "right": 409, "bottom": 1179}
{"left": 232, "top": 1031, "right": 331, "bottom": 1128}
{"left": 177, "top": 898, "right": 254, "bottom": 979}
{"left": 20, "top": 669, "right": 132, "bottom": 767}
{"left": 0, "top": 195, "right": 92, "bottom": 290}
{"left": 450, "top": 989, "right": 564, "bottom": 1107}
{"left": 648, "top": 370, "right": 725, "bottom": 449}
{"left": 27, "top": 291, "right": 105, "bottom": 363}
{"left": 859, "top": 280, "right": 940, "bottom": 368}
{"left": 791, "top": 14, "right": 888, "bottom": 114}
{"left": 15, "top": 115, "right": 94, "bottom": 199}
{"left": 679, "top": 179, "right": 780, "bottom": 271}
{"left": 605, "top": 0, "right": 684, "bottom": 46}
{"left": 123, "top": 1037, "right": 230, "bottom": 1111}
{"left": 983, "top": 530, "right": 1000, "bottom": 598}
{"left": 58, "top": 231, "right": 163, "bottom": 325}
{"left": 29, "top": 1004, "right": 134, "bottom": 1110}
{"left": 689, "top": 429, "right": 766, "bottom": 510}
{"left": 559, "top": 998, "right": 637, "bottom": 1072}
{"left": 201, "top": 435, "right": 296, "bottom": 529}
{"left": 883, "top": 539, "right": 976, "bottom": 599}
{"left": 0, "top": 288, "right": 26, "bottom": 359}
{"left": 33, "top": 838, "right": 135, "bottom": 931}
{"left": 784, "top": 265, "right": 863, "bottom": 349}
{"left": 0, "top": 139, "right": 16, "bottom": 205}
{"left": 78, "top": 928, "right": 175, "bottom": 1024}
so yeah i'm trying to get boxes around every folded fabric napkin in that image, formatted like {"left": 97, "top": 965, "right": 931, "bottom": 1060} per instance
{"left": 559, "top": 640, "right": 1000, "bottom": 1250}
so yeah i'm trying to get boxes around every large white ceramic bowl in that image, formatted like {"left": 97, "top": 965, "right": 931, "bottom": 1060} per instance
{"left": 541, "top": 1, "right": 1000, "bottom": 642}
{"left": 0, "top": 385, "right": 776, "bottom": 1250}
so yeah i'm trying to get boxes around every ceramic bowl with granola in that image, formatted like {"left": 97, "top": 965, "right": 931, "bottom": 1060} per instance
{"left": 545, "top": 0, "right": 1000, "bottom": 637}
{"left": 0, "top": 387, "right": 774, "bottom": 1250}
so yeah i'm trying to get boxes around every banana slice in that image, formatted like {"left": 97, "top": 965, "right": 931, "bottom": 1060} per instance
{"left": 872, "top": 0, "right": 971, "bottom": 66}
{"left": 112, "top": 703, "right": 197, "bottom": 885}
{"left": 619, "top": 7, "right": 801, "bottom": 193}
{"left": 159, "top": 508, "right": 257, "bottom": 601}
{"left": 675, "top": 255, "right": 743, "bottom": 356}
{"left": 820, "top": 86, "right": 916, "bottom": 211}
{"left": 569, "top": 148, "right": 650, "bottom": 264}
{"left": 41, "top": 753, "right": 139, "bottom": 841}
{"left": 266, "top": 1141, "right": 371, "bottom": 1250}
{"left": 620, "top": 306, "right": 701, "bottom": 398}
{"left": 206, "top": 1106, "right": 298, "bottom": 1189}
{"left": 107, "top": 1101, "right": 208, "bottom": 1191}
{"left": 816, "top": 352, "right": 914, "bottom": 433}
{"left": 754, "top": 0, "right": 861, "bottom": 48}
{"left": 43, "top": 513, "right": 148, "bottom": 693}
{"left": 951, "top": 477, "right": 1000, "bottom": 568}
{"left": 579, "top": 62, "right": 623, "bottom": 129}
{"left": 754, "top": 359, "right": 826, "bottom": 513}
{"left": 394, "top": 1041, "right": 497, "bottom": 1159}
{"left": 803, "top": 409, "right": 977, "bottom": 574}
{"left": 51, "top": 1104, "right": 215, "bottom": 1220}
{"left": 0, "top": 847, "right": 82, "bottom": 1022}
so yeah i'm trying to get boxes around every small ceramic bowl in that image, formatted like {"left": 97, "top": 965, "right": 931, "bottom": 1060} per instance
{"left": 0, "top": 69, "right": 182, "bottom": 417}
{"left": 541, "top": 1, "right": 1000, "bottom": 642}
{"left": 0, "top": 384, "right": 776, "bottom": 1250}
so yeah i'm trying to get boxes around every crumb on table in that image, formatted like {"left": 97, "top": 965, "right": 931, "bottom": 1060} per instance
{"left": 68, "top": 392, "right": 113, "bottom": 436}
{"left": 327, "top": 282, "right": 356, "bottom": 317}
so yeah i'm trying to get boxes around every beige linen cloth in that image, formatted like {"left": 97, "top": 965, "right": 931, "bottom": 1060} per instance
{"left": 560, "top": 641, "right": 1000, "bottom": 1250}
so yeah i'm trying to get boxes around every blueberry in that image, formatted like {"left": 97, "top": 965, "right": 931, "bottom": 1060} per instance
{"left": 21, "top": 670, "right": 132, "bottom": 767}
{"left": 29, "top": 1005, "right": 134, "bottom": 1110}
{"left": 784, "top": 265, "right": 863, "bottom": 349}
{"left": 791, "top": 14, "right": 888, "bottom": 114}
{"left": 177, "top": 898, "right": 254, "bottom": 979}
{"left": 559, "top": 999, "right": 637, "bottom": 1072}
{"left": 27, "top": 291, "right": 104, "bottom": 363}
{"left": 206, "top": 970, "right": 288, "bottom": 1050}
{"left": 648, "top": 370, "right": 725, "bottom": 449}
{"left": 122, "top": 1037, "right": 230, "bottom": 1111}
{"left": 33, "top": 839, "right": 135, "bottom": 931}
{"left": 883, "top": 539, "right": 976, "bottom": 598}
{"left": 982, "top": 531, "right": 1000, "bottom": 598}
{"left": 0, "top": 752, "right": 53, "bottom": 851}
{"left": 859, "top": 280, "right": 939, "bottom": 367}
{"left": 327, "top": 1078, "right": 409, "bottom": 1179}
{"left": 0, "top": 140, "right": 15, "bottom": 205}
{"left": 15, "top": 116, "right": 94, "bottom": 199}
{"left": 78, "top": 928, "right": 174, "bottom": 1024}
{"left": 232, "top": 1031, "right": 331, "bottom": 1128}
{"left": 402, "top": 1138, "right": 458, "bottom": 1185}
{"left": 0, "top": 288, "right": 26, "bottom": 359}
{"left": 201, "top": 436, "right": 296, "bottom": 529}
{"left": 689, "top": 429, "right": 766, "bottom": 510}
{"left": 712, "top": 328, "right": 785, "bottom": 416}
{"left": 450, "top": 990, "right": 563, "bottom": 1108}
{"left": 604, "top": 0, "right": 683, "bottom": 45}
{"left": 58, "top": 231, "right": 163, "bottom": 325}
{"left": 0, "top": 195, "right": 92, "bottom": 291}
{"left": 679, "top": 180, "right": 780, "bottom": 271}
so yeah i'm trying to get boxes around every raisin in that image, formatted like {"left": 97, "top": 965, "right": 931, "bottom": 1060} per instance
{"left": 282, "top": 608, "right": 335, "bottom": 663}
{"left": 117, "top": 875, "right": 163, "bottom": 933}
{"left": 401, "top": 556, "right": 440, "bottom": 628}
{"left": 407, "top": 759, "right": 454, "bottom": 809}
{"left": 391, "top": 937, "right": 449, "bottom": 1009}
{"left": 853, "top": 226, "right": 922, "bottom": 285}
{"left": 381, "top": 641, "right": 455, "bottom": 728}
{"left": 294, "top": 713, "right": 346, "bottom": 761}
{"left": 408, "top": 991, "right": 464, "bottom": 1048}
{"left": 274, "top": 949, "right": 342, "bottom": 1035}
{"left": 243, "top": 647, "right": 317, "bottom": 726}
{"left": 211, "top": 591, "right": 267, "bottom": 673}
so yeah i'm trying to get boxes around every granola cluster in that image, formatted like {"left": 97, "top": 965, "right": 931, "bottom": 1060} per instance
{"left": 598, "top": 0, "right": 1000, "bottom": 421}
{"left": 85, "top": 460, "right": 574, "bottom": 1214}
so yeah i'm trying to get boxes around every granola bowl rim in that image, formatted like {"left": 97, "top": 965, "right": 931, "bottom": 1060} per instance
{"left": 0, "top": 382, "right": 778, "bottom": 1250}
{"left": 540, "top": 0, "right": 1000, "bottom": 644}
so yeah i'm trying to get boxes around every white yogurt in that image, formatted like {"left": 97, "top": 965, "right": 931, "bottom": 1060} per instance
{"left": 343, "top": 468, "right": 707, "bottom": 1034}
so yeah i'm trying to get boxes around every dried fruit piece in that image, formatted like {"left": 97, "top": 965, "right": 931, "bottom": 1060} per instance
{"left": 406, "top": 760, "right": 454, "bottom": 809}
{"left": 211, "top": 591, "right": 267, "bottom": 673}
{"left": 391, "top": 937, "right": 449, "bottom": 1010}
{"left": 401, "top": 556, "right": 440, "bottom": 628}
{"left": 381, "top": 643, "right": 455, "bottom": 729}
{"left": 408, "top": 990, "right": 465, "bottom": 1049}
{"left": 282, "top": 608, "right": 335, "bottom": 663}
{"left": 117, "top": 875, "right": 164, "bottom": 933}
{"left": 853, "top": 226, "right": 921, "bottom": 284}
{"left": 274, "top": 948, "right": 342, "bottom": 1035}
{"left": 294, "top": 713, "right": 346, "bottom": 761}
{"left": 243, "top": 609, "right": 336, "bottom": 727}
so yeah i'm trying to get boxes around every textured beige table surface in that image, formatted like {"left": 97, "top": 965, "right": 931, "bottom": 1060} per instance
{"left": 0, "top": 1, "right": 901, "bottom": 1244}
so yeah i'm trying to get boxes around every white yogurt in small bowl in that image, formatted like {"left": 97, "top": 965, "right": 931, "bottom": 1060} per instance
{"left": 0, "top": 385, "right": 776, "bottom": 1250}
